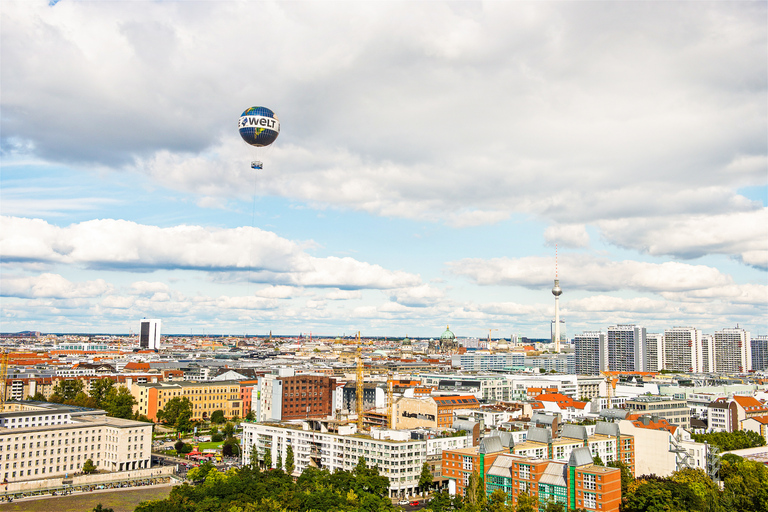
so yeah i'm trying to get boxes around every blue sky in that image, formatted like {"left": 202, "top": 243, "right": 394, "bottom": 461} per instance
{"left": 1, "top": 1, "right": 766, "bottom": 338}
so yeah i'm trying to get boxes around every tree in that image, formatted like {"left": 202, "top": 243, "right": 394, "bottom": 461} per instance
{"left": 174, "top": 440, "right": 185, "bottom": 453}
{"left": 464, "top": 470, "right": 485, "bottom": 512}
{"left": 92, "top": 505, "right": 114, "bottom": 512}
{"left": 285, "top": 445, "right": 295, "bottom": 475}
{"left": 82, "top": 458, "right": 97, "bottom": 474}
{"left": 263, "top": 447, "right": 272, "bottom": 469}
{"left": 592, "top": 454, "right": 604, "bottom": 466}
{"left": 486, "top": 489, "right": 513, "bottom": 512}
{"left": 276, "top": 451, "right": 283, "bottom": 471}
{"left": 52, "top": 379, "right": 84, "bottom": 402}
{"left": 245, "top": 410, "right": 256, "bottom": 421}
{"left": 29, "top": 391, "right": 47, "bottom": 402}
{"left": 222, "top": 421, "right": 236, "bottom": 438}
{"left": 90, "top": 378, "right": 115, "bottom": 408}
{"left": 515, "top": 492, "right": 537, "bottom": 512}
{"left": 211, "top": 433, "right": 224, "bottom": 442}
{"left": 223, "top": 437, "right": 240, "bottom": 457}
{"left": 210, "top": 409, "right": 225, "bottom": 424}
{"left": 101, "top": 386, "right": 136, "bottom": 419}
{"left": 248, "top": 446, "right": 260, "bottom": 469}
{"left": 607, "top": 460, "right": 633, "bottom": 497}
{"left": 156, "top": 397, "right": 193, "bottom": 431}
{"left": 419, "top": 461, "right": 433, "bottom": 496}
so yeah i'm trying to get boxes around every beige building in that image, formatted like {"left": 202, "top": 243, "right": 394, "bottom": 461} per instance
{"left": 0, "top": 402, "right": 152, "bottom": 483}
{"left": 132, "top": 380, "right": 242, "bottom": 421}
{"left": 393, "top": 396, "right": 438, "bottom": 429}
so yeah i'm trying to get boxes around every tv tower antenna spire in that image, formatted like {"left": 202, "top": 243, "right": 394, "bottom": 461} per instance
{"left": 552, "top": 244, "right": 562, "bottom": 353}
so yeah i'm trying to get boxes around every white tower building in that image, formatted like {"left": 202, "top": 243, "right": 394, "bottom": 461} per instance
{"left": 139, "top": 319, "right": 161, "bottom": 350}
{"left": 551, "top": 247, "right": 562, "bottom": 353}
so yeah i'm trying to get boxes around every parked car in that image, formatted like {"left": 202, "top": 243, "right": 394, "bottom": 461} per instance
{"left": 410, "top": 501, "right": 419, "bottom": 506}
{"left": 398, "top": 499, "right": 409, "bottom": 505}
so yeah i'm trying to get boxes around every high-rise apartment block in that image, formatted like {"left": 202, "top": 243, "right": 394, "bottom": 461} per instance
{"left": 139, "top": 319, "right": 161, "bottom": 350}
{"left": 714, "top": 327, "right": 751, "bottom": 372}
{"left": 574, "top": 331, "right": 606, "bottom": 375}
{"left": 751, "top": 335, "right": 768, "bottom": 371}
{"left": 701, "top": 334, "right": 715, "bottom": 372}
{"left": 607, "top": 325, "right": 646, "bottom": 372}
{"left": 664, "top": 327, "right": 702, "bottom": 373}
{"left": 645, "top": 333, "right": 664, "bottom": 372}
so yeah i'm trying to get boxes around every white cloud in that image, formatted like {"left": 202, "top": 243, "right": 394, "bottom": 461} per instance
{"left": 544, "top": 224, "right": 589, "bottom": 248}
{"left": 388, "top": 284, "right": 445, "bottom": 307}
{"left": 448, "top": 254, "right": 734, "bottom": 293}
{"left": 3, "top": 2, "right": 764, "bottom": 235}
{"left": 598, "top": 208, "right": 768, "bottom": 268}
{"left": 0, "top": 216, "right": 422, "bottom": 290}
{"left": 0, "top": 273, "right": 111, "bottom": 299}
{"left": 325, "top": 289, "right": 363, "bottom": 300}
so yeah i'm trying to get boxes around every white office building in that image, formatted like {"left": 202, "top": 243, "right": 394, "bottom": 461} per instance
{"left": 139, "top": 319, "right": 161, "bottom": 350}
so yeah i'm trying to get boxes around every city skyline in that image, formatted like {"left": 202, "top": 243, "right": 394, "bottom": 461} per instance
{"left": 1, "top": 1, "right": 766, "bottom": 338}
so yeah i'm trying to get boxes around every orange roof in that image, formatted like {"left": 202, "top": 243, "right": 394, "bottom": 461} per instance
{"left": 626, "top": 413, "right": 678, "bottom": 434}
{"left": 746, "top": 415, "right": 768, "bottom": 425}
{"left": 732, "top": 396, "right": 768, "bottom": 411}
{"left": 534, "top": 392, "right": 587, "bottom": 409}
{"left": 124, "top": 362, "right": 150, "bottom": 371}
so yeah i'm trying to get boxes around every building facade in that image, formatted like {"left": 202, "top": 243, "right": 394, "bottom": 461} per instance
{"left": 139, "top": 319, "right": 161, "bottom": 350}
{"left": 714, "top": 328, "right": 751, "bottom": 372}
{"left": 574, "top": 332, "right": 606, "bottom": 375}
{"left": 0, "top": 402, "right": 152, "bottom": 483}
{"left": 664, "top": 327, "right": 703, "bottom": 373}
{"left": 607, "top": 325, "right": 647, "bottom": 372}
{"left": 133, "top": 380, "right": 241, "bottom": 422}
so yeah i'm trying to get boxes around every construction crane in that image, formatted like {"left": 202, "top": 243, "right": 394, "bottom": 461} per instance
{"left": 356, "top": 332, "right": 364, "bottom": 430}
{"left": 601, "top": 371, "right": 618, "bottom": 409}
{"left": 0, "top": 350, "right": 9, "bottom": 409}
{"left": 386, "top": 373, "right": 394, "bottom": 429}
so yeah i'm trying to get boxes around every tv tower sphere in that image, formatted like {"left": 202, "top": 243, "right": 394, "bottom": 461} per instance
{"left": 552, "top": 280, "right": 562, "bottom": 297}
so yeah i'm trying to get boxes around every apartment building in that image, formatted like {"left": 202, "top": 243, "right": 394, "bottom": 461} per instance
{"left": 241, "top": 420, "right": 465, "bottom": 498}
{"left": 664, "top": 327, "right": 703, "bottom": 373}
{"left": 625, "top": 396, "right": 690, "bottom": 429}
{"left": 434, "top": 396, "right": 480, "bottom": 429}
{"left": 511, "top": 423, "right": 635, "bottom": 473}
{"left": 707, "top": 396, "right": 768, "bottom": 432}
{"left": 484, "top": 447, "right": 622, "bottom": 512}
{"left": 714, "top": 328, "right": 751, "bottom": 372}
{"left": 645, "top": 333, "right": 664, "bottom": 372}
{"left": 441, "top": 437, "right": 506, "bottom": 496}
{"left": 607, "top": 325, "right": 647, "bottom": 372}
{"left": 0, "top": 402, "right": 152, "bottom": 483}
{"left": 132, "top": 380, "right": 241, "bottom": 421}
{"left": 420, "top": 375, "right": 513, "bottom": 402}
{"left": 574, "top": 332, "right": 606, "bottom": 375}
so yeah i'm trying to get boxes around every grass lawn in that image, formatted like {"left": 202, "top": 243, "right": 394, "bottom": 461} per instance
{"left": 196, "top": 441, "right": 223, "bottom": 450}
{"left": 0, "top": 485, "right": 174, "bottom": 512}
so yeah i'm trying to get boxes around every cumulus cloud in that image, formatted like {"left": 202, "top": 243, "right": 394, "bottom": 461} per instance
{"left": 544, "top": 224, "right": 590, "bottom": 248}
{"left": 2, "top": 2, "right": 765, "bottom": 232}
{"left": 598, "top": 208, "right": 768, "bottom": 269}
{"left": 0, "top": 273, "right": 111, "bottom": 299}
{"left": 388, "top": 284, "right": 445, "bottom": 307}
{"left": 0, "top": 216, "right": 422, "bottom": 290}
{"left": 448, "top": 254, "right": 734, "bottom": 293}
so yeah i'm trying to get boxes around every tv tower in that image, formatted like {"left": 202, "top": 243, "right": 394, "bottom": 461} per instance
{"left": 552, "top": 245, "right": 562, "bottom": 353}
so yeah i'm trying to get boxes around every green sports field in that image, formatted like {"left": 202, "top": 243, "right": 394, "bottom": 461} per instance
{"left": 0, "top": 485, "right": 174, "bottom": 512}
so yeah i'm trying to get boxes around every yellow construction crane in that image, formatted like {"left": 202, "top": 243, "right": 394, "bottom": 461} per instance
{"left": 386, "top": 373, "right": 394, "bottom": 429}
{"left": 0, "top": 351, "right": 9, "bottom": 409}
{"left": 356, "top": 332, "right": 364, "bottom": 430}
{"left": 601, "top": 371, "right": 618, "bottom": 409}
